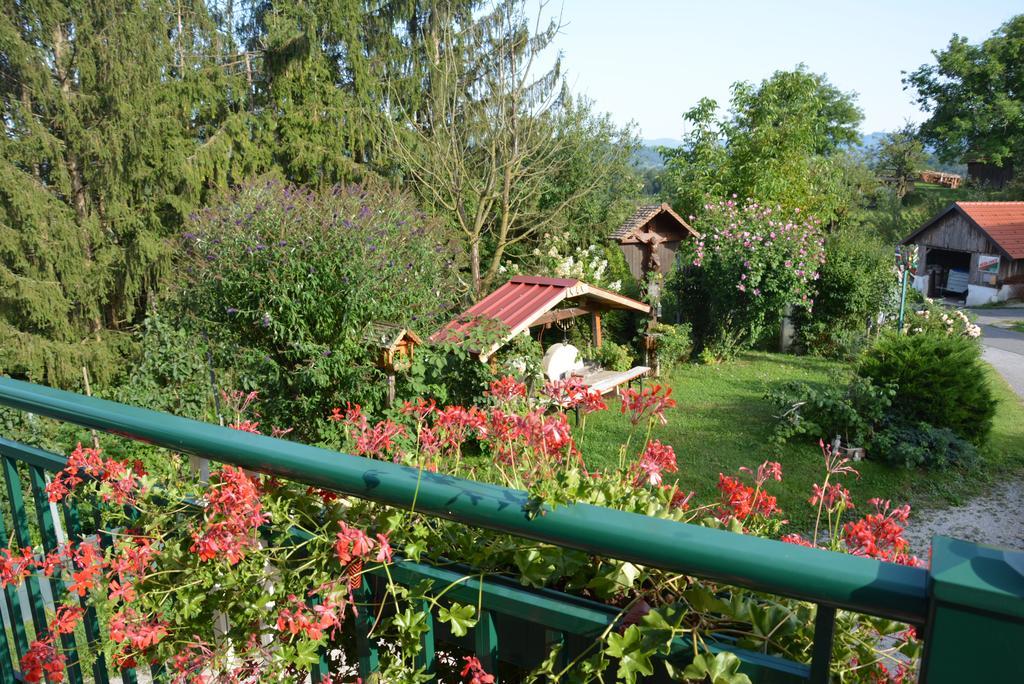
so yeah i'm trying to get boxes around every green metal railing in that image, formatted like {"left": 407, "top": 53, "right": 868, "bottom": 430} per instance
{"left": 0, "top": 376, "right": 1020, "bottom": 683}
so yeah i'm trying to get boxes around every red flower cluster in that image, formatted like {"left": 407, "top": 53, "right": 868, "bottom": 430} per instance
{"left": 633, "top": 439, "right": 678, "bottom": 486}
{"left": 67, "top": 541, "right": 105, "bottom": 597}
{"left": 354, "top": 419, "right": 406, "bottom": 460}
{"left": 542, "top": 377, "right": 606, "bottom": 413}
{"left": 0, "top": 546, "right": 36, "bottom": 588}
{"left": 276, "top": 593, "right": 346, "bottom": 641}
{"left": 461, "top": 655, "right": 496, "bottom": 684}
{"left": 434, "top": 406, "right": 486, "bottom": 453}
{"left": 400, "top": 397, "right": 437, "bottom": 421}
{"left": 780, "top": 533, "right": 814, "bottom": 547}
{"left": 843, "top": 499, "right": 918, "bottom": 566}
{"left": 20, "top": 637, "right": 66, "bottom": 683}
{"left": 809, "top": 482, "right": 854, "bottom": 511}
{"left": 620, "top": 385, "right": 676, "bottom": 425}
{"left": 47, "top": 443, "right": 143, "bottom": 505}
{"left": 110, "top": 606, "right": 169, "bottom": 651}
{"left": 716, "top": 474, "right": 780, "bottom": 522}
{"left": 190, "top": 466, "right": 267, "bottom": 565}
{"left": 486, "top": 376, "right": 527, "bottom": 403}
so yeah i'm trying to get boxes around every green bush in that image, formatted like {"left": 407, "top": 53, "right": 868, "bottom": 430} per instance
{"left": 648, "top": 322, "right": 692, "bottom": 372}
{"left": 176, "top": 179, "right": 462, "bottom": 437}
{"left": 588, "top": 341, "right": 634, "bottom": 371}
{"left": 765, "top": 376, "right": 893, "bottom": 447}
{"left": 799, "top": 228, "right": 895, "bottom": 357}
{"left": 871, "top": 420, "right": 979, "bottom": 469}
{"left": 857, "top": 331, "right": 996, "bottom": 444}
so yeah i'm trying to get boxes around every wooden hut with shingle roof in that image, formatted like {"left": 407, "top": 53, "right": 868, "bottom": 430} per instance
{"left": 610, "top": 203, "right": 700, "bottom": 280}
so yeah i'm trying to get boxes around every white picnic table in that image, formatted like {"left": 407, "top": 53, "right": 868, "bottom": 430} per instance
{"left": 572, "top": 365, "right": 651, "bottom": 395}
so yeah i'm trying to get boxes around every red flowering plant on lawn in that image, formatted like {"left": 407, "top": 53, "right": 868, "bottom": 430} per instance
{"left": 6, "top": 383, "right": 922, "bottom": 683}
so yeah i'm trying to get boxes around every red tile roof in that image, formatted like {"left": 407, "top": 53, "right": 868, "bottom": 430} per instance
{"left": 955, "top": 202, "right": 1024, "bottom": 259}
{"left": 903, "top": 201, "right": 1024, "bottom": 259}
{"left": 431, "top": 276, "right": 650, "bottom": 358}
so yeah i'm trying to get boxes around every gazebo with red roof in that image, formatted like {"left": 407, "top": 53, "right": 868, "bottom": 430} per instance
{"left": 431, "top": 276, "right": 653, "bottom": 393}
{"left": 901, "top": 201, "right": 1024, "bottom": 305}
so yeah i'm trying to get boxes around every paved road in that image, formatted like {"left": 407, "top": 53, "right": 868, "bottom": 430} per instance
{"left": 967, "top": 306, "right": 1024, "bottom": 399}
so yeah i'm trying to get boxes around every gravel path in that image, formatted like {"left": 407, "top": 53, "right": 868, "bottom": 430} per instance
{"left": 901, "top": 306, "right": 1024, "bottom": 554}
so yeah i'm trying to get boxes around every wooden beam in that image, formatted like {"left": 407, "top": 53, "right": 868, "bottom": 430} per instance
{"left": 533, "top": 306, "right": 592, "bottom": 326}
{"left": 591, "top": 311, "right": 602, "bottom": 348}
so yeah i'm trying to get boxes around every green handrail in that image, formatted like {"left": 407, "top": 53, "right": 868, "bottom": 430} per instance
{"left": 0, "top": 377, "right": 929, "bottom": 625}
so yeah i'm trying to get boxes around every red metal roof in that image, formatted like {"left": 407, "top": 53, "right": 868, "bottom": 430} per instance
{"left": 431, "top": 276, "right": 650, "bottom": 357}
{"left": 903, "top": 201, "right": 1024, "bottom": 260}
{"left": 956, "top": 202, "right": 1024, "bottom": 259}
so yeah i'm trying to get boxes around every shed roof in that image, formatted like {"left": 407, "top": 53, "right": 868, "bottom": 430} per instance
{"left": 430, "top": 276, "right": 650, "bottom": 358}
{"left": 902, "top": 201, "right": 1024, "bottom": 260}
{"left": 610, "top": 203, "right": 699, "bottom": 241}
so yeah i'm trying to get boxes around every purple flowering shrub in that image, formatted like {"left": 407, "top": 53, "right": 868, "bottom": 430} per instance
{"left": 178, "top": 179, "right": 462, "bottom": 436}
{"left": 673, "top": 198, "right": 825, "bottom": 359}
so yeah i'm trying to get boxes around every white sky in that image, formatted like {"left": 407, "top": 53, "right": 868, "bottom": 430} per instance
{"left": 550, "top": 0, "right": 1020, "bottom": 140}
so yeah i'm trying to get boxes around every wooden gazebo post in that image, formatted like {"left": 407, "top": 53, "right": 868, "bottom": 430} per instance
{"left": 590, "top": 309, "right": 603, "bottom": 349}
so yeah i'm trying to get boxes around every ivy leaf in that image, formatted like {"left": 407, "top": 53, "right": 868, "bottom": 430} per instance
{"left": 604, "top": 625, "right": 655, "bottom": 684}
{"left": 681, "top": 652, "right": 752, "bottom": 684}
{"left": 437, "top": 602, "right": 477, "bottom": 637}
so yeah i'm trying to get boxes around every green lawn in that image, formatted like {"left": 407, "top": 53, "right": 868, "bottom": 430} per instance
{"left": 581, "top": 352, "right": 1024, "bottom": 532}
{"left": 1009, "top": 321, "right": 1024, "bottom": 334}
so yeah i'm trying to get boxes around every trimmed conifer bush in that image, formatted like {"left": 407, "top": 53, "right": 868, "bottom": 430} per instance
{"left": 856, "top": 330, "right": 996, "bottom": 445}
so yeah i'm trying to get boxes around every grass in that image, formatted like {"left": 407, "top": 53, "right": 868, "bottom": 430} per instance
{"left": 580, "top": 351, "right": 1024, "bottom": 533}
{"left": 1008, "top": 321, "right": 1024, "bottom": 334}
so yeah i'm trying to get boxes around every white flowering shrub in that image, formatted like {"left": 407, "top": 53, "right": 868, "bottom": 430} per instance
{"left": 500, "top": 233, "right": 622, "bottom": 291}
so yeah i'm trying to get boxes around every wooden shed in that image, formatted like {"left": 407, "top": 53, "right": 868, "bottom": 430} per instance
{"left": 901, "top": 202, "right": 1024, "bottom": 305}
{"left": 610, "top": 203, "right": 700, "bottom": 281}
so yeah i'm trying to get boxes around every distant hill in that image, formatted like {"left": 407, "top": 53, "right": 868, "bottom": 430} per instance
{"left": 632, "top": 138, "right": 683, "bottom": 170}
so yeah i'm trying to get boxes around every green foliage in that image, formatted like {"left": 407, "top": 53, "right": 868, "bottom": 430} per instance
{"left": 799, "top": 228, "right": 895, "bottom": 358}
{"left": 905, "top": 14, "right": 1024, "bottom": 170}
{"left": 659, "top": 66, "right": 864, "bottom": 223}
{"left": 857, "top": 331, "right": 996, "bottom": 445}
{"left": 672, "top": 199, "right": 825, "bottom": 359}
{"left": 872, "top": 125, "right": 930, "bottom": 199}
{"left": 588, "top": 341, "right": 634, "bottom": 372}
{"left": 176, "top": 179, "right": 462, "bottom": 436}
{"left": 872, "top": 420, "right": 979, "bottom": 469}
{"left": 105, "top": 314, "right": 216, "bottom": 420}
{"left": 765, "top": 376, "right": 894, "bottom": 447}
{"left": 405, "top": 318, "right": 505, "bottom": 408}
{"left": 648, "top": 322, "right": 692, "bottom": 372}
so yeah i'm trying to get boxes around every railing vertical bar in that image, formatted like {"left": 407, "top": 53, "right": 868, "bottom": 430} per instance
{"left": 474, "top": 609, "right": 498, "bottom": 683}
{"left": 0, "top": 492, "right": 29, "bottom": 672}
{"left": 353, "top": 577, "right": 379, "bottom": 678}
{"left": 0, "top": 510, "right": 17, "bottom": 680}
{"left": 417, "top": 599, "right": 435, "bottom": 673}
{"left": 91, "top": 508, "right": 138, "bottom": 684}
{"left": 544, "top": 629, "right": 567, "bottom": 671}
{"left": 61, "top": 500, "right": 111, "bottom": 684}
{"left": 809, "top": 604, "right": 836, "bottom": 684}
{"left": 28, "top": 465, "right": 84, "bottom": 684}
{"left": 2, "top": 456, "right": 50, "bottom": 640}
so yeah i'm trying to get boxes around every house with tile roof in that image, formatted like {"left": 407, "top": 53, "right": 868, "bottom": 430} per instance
{"left": 610, "top": 203, "right": 700, "bottom": 280}
{"left": 901, "top": 202, "right": 1024, "bottom": 305}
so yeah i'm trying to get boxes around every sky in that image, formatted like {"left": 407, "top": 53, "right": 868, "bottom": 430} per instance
{"left": 551, "top": 0, "right": 1019, "bottom": 142}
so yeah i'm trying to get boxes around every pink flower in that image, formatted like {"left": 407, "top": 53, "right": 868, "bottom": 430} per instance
{"left": 633, "top": 440, "right": 678, "bottom": 486}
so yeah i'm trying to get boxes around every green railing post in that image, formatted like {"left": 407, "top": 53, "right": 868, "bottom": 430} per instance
{"left": 920, "top": 537, "right": 1024, "bottom": 682}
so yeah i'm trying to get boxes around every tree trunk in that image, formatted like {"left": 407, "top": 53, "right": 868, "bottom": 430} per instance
{"left": 470, "top": 239, "right": 482, "bottom": 298}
